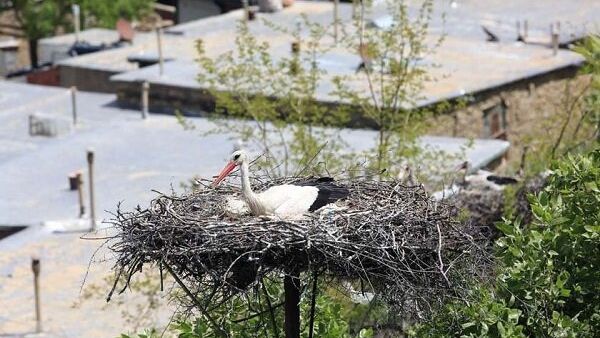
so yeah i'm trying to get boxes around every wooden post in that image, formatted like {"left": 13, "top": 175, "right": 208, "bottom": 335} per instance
{"left": 284, "top": 270, "right": 301, "bottom": 338}
{"left": 77, "top": 172, "right": 85, "bottom": 218}
{"left": 141, "top": 81, "right": 149, "bottom": 119}
{"left": 87, "top": 149, "right": 96, "bottom": 231}
{"left": 523, "top": 20, "right": 528, "bottom": 40}
{"left": 333, "top": 0, "right": 339, "bottom": 45}
{"left": 156, "top": 24, "right": 164, "bottom": 76}
{"left": 31, "top": 258, "right": 42, "bottom": 333}
{"left": 70, "top": 86, "right": 77, "bottom": 126}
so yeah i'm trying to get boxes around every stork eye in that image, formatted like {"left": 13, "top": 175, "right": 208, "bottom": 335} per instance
{"left": 233, "top": 154, "right": 241, "bottom": 160}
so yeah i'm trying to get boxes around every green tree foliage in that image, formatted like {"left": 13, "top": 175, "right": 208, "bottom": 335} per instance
{"left": 79, "top": 0, "right": 155, "bottom": 29}
{"left": 4, "top": 0, "right": 73, "bottom": 66}
{"left": 0, "top": 0, "right": 154, "bottom": 67}
{"left": 410, "top": 148, "right": 600, "bottom": 337}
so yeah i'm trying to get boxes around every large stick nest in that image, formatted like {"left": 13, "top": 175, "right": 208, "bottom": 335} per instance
{"left": 106, "top": 177, "right": 490, "bottom": 315}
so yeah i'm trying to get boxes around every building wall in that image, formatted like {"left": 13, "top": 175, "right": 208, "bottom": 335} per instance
{"left": 427, "top": 67, "right": 591, "bottom": 166}
{"left": 59, "top": 65, "right": 120, "bottom": 93}
{"left": 178, "top": 0, "right": 222, "bottom": 23}
{"left": 113, "top": 79, "right": 216, "bottom": 114}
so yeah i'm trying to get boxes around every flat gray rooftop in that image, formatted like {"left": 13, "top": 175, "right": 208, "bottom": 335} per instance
{"left": 167, "top": 0, "right": 599, "bottom": 44}
{"left": 109, "top": 0, "right": 589, "bottom": 108}
{"left": 0, "top": 80, "right": 508, "bottom": 226}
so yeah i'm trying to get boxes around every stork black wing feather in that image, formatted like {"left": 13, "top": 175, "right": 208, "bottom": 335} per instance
{"left": 486, "top": 175, "right": 518, "bottom": 185}
{"left": 293, "top": 177, "right": 350, "bottom": 211}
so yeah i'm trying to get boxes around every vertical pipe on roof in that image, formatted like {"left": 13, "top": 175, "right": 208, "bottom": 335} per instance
{"left": 550, "top": 23, "right": 559, "bottom": 56}
{"left": 70, "top": 86, "right": 77, "bottom": 126}
{"left": 77, "top": 172, "right": 85, "bottom": 218}
{"left": 32, "top": 258, "right": 42, "bottom": 333}
{"left": 72, "top": 5, "right": 80, "bottom": 42}
{"left": 142, "top": 81, "right": 149, "bottom": 119}
{"left": 87, "top": 149, "right": 96, "bottom": 231}
{"left": 156, "top": 23, "right": 164, "bottom": 76}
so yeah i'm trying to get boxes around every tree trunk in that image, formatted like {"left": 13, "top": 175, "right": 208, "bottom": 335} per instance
{"left": 28, "top": 39, "right": 38, "bottom": 68}
{"left": 284, "top": 270, "right": 301, "bottom": 338}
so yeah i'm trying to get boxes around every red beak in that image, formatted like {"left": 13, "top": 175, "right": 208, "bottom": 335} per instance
{"left": 455, "top": 162, "right": 466, "bottom": 171}
{"left": 212, "top": 162, "right": 237, "bottom": 186}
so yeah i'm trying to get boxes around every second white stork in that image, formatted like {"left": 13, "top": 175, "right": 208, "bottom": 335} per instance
{"left": 457, "top": 161, "right": 519, "bottom": 191}
{"left": 212, "top": 150, "right": 349, "bottom": 219}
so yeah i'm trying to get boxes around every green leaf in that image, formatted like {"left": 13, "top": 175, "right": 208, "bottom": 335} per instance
{"left": 497, "top": 321, "right": 506, "bottom": 337}
{"left": 507, "top": 309, "right": 521, "bottom": 323}
{"left": 495, "top": 222, "right": 515, "bottom": 236}
{"left": 461, "top": 322, "right": 476, "bottom": 329}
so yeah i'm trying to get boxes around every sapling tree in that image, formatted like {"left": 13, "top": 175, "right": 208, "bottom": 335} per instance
{"left": 192, "top": 0, "right": 449, "bottom": 180}
{"left": 195, "top": 16, "right": 351, "bottom": 177}
{"left": 333, "top": 0, "right": 442, "bottom": 176}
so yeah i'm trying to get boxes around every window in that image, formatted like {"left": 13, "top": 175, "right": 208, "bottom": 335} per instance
{"left": 482, "top": 100, "right": 507, "bottom": 139}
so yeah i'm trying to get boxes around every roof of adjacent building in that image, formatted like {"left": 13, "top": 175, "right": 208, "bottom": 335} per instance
{"left": 0, "top": 81, "right": 508, "bottom": 226}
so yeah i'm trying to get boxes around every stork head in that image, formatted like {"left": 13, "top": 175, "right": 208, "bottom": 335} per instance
{"left": 456, "top": 160, "right": 469, "bottom": 171}
{"left": 212, "top": 150, "right": 248, "bottom": 186}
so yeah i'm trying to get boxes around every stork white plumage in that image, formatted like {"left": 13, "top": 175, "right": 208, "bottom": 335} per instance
{"left": 458, "top": 161, "right": 519, "bottom": 191}
{"left": 212, "top": 150, "right": 349, "bottom": 219}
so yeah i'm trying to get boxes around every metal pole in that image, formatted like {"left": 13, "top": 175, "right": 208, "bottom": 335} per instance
{"left": 523, "top": 20, "right": 528, "bottom": 39}
{"left": 87, "top": 149, "right": 96, "bottom": 231}
{"left": 77, "top": 172, "right": 85, "bottom": 218}
{"left": 333, "top": 0, "right": 339, "bottom": 45}
{"left": 70, "top": 86, "right": 77, "bottom": 126}
{"left": 72, "top": 5, "right": 80, "bottom": 42}
{"left": 156, "top": 24, "right": 164, "bottom": 76}
{"left": 31, "top": 258, "right": 42, "bottom": 333}
{"left": 552, "top": 32, "right": 559, "bottom": 56}
{"left": 141, "top": 81, "right": 149, "bottom": 119}
{"left": 242, "top": 0, "right": 250, "bottom": 21}
{"left": 284, "top": 270, "right": 301, "bottom": 338}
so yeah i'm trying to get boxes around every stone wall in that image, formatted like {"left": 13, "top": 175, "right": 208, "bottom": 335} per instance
{"left": 113, "top": 79, "right": 216, "bottom": 115}
{"left": 427, "top": 66, "right": 590, "bottom": 167}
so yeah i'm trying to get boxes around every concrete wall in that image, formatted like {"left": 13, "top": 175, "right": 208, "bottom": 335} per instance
{"left": 178, "top": 0, "right": 222, "bottom": 23}
{"left": 59, "top": 65, "right": 120, "bottom": 93}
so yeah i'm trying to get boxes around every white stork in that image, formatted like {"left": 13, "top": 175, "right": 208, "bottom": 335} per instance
{"left": 212, "top": 150, "right": 349, "bottom": 219}
{"left": 457, "top": 161, "right": 519, "bottom": 191}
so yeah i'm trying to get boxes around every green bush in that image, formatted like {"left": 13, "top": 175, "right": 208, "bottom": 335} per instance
{"left": 496, "top": 149, "right": 600, "bottom": 337}
{"left": 411, "top": 149, "right": 600, "bottom": 337}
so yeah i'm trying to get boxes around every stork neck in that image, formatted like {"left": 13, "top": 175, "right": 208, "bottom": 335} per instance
{"left": 240, "top": 161, "right": 253, "bottom": 197}
{"left": 462, "top": 162, "right": 470, "bottom": 182}
{"left": 240, "top": 161, "right": 264, "bottom": 214}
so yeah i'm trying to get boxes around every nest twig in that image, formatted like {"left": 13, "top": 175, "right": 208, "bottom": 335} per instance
{"left": 105, "top": 177, "right": 490, "bottom": 320}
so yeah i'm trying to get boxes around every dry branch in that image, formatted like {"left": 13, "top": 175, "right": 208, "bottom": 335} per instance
{"left": 105, "top": 177, "right": 490, "bottom": 319}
